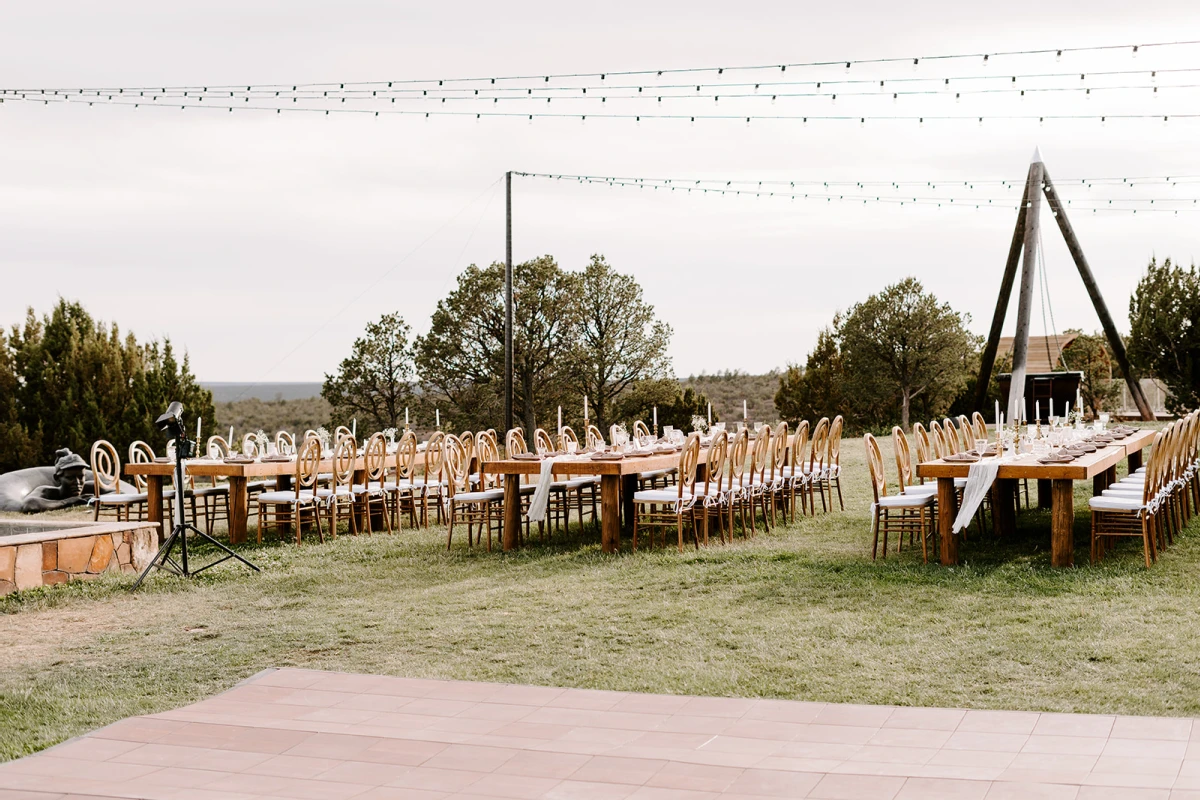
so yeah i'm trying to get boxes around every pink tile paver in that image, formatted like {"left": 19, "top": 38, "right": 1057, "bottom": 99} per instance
{"left": 4, "top": 667, "right": 1200, "bottom": 800}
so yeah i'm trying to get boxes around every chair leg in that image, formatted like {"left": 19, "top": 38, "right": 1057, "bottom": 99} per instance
{"left": 919, "top": 508, "right": 928, "bottom": 563}
{"left": 871, "top": 512, "right": 880, "bottom": 560}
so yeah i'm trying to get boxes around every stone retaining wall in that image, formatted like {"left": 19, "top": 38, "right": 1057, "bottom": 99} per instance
{"left": 0, "top": 521, "right": 159, "bottom": 595}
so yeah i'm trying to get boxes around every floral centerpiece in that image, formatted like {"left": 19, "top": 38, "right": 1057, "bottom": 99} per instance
{"left": 691, "top": 415, "right": 709, "bottom": 434}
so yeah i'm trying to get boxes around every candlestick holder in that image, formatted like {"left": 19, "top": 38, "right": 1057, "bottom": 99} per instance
{"left": 653, "top": 423, "right": 658, "bottom": 439}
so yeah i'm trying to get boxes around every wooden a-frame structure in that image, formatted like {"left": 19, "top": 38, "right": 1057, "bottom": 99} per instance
{"left": 974, "top": 148, "right": 1156, "bottom": 422}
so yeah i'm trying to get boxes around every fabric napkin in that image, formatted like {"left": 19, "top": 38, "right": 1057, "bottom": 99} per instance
{"left": 528, "top": 457, "right": 566, "bottom": 522}
{"left": 953, "top": 459, "right": 1000, "bottom": 533}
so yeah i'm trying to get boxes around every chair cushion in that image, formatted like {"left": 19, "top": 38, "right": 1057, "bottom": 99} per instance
{"left": 451, "top": 489, "right": 504, "bottom": 504}
{"left": 383, "top": 480, "right": 415, "bottom": 491}
{"left": 633, "top": 489, "right": 693, "bottom": 504}
{"left": 639, "top": 469, "right": 671, "bottom": 480}
{"left": 877, "top": 493, "right": 934, "bottom": 508}
{"left": 903, "top": 484, "right": 939, "bottom": 496}
{"left": 410, "top": 477, "right": 446, "bottom": 487}
{"left": 191, "top": 485, "right": 228, "bottom": 497}
{"left": 94, "top": 492, "right": 148, "bottom": 504}
{"left": 1089, "top": 495, "right": 1145, "bottom": 511}
{"left": 560, "top": 477, "right": 598, "bottom": 489}
{"left": 257, "top": 490, "right": 320, "bottom": 505}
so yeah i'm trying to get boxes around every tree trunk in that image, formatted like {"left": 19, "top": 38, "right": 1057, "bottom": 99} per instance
{"left": 901, "top": 392, "right": 910, "bottom": 430}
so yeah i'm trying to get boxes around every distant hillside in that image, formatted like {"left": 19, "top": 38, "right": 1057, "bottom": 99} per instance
{"left": 216, "top": 396, "right": 333, "bottom": 437}
{"left": 682, "top": 370, "right": 781, "bottom": 423}
{"left": 204, "top": 382, "right": 323, "bottom": 403}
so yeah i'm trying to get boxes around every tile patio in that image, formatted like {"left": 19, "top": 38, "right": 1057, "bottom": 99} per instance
{"left": 2, "top": 668, "right": 1199, "bottom": 799}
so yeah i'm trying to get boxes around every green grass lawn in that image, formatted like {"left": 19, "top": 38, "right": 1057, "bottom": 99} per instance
{"left": 2, "top": 435, "right": 1199, "bottom": 762}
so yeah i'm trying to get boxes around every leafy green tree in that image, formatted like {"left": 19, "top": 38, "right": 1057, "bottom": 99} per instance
{"left": 1059, "top": 329, "right": 1122, "bottom": 415}
{"left": 322, "top": 312, "right": 416, "bottom": 431}
{"left": 5, "top": 299, "right": 215, "bottom": 467}
{"left": 565, "top": 255, "right": 673, "bottom": 430}
{"left": 415, "top": 256, "right": 575, "bottom": 433}
{"left": 837, "top": 278, "right": 979, "bottom": 430}
{"left": 774, "top": 328, "right": 846, "bottom": 426}
{"left": 1128, "top": 257, "right": 1200, "bottom": 414}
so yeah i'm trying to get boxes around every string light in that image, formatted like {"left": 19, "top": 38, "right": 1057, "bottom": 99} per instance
{"left": 6, "top": 38, "right": 1198, "bottom": 96}
{"left": 513, "top": 173, "right": 1194, "bottom": 213}
{"left": 8, "top": 92, "right": 1200, "bottom": 126}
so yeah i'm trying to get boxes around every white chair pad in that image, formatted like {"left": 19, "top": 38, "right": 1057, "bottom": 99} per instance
{"left": 560, "top": 477, "right": 598, "bottom": 489}
{"left": 451, "top": 489, "right": 504, "bottom": 504}
{"left": 95, "top": 492, "right": 148, "bottom": 504}
{"left": 903, "top": 484, "right": 939, "bottom": 496}
{"left": 191, "top": 485, "right": 228, "bottom": 497}
{"left": 257, "top": 490, "right": 320, "bottom": 505}
{"left": 633, "top": 489, "right": 693, "bottom": 504}
{"left": 877, "top": 494, "right": 934, "bottom": 508}
{"left": 1089, "top": 495, "right": 1145, "bottom": 511}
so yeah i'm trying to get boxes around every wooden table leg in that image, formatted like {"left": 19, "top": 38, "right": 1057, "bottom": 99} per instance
{"left": 146, "top": 475, "right": 165, "bottom": 542}
{"left": 228, "top": 477, "right": 249, "bottom": 544}
{"left": 620, "top": 474, "right": 637, "bottom": 539}
{"left": 601, "top": 475, "right": 621, "bottom": 553}
{"left": 1051, "top": 479, "right": 1075, "bottom": 567}
{"left": 995, "top": 479, "right": 1017, "bottom": 537}
{"left": 1037, "top": 479, "right": 1052, "bottom": 509}
{"left": 1128, "top": 449, "right": 1143, "bottom": 473}
{"left": 502, "top": 475, "right": 521, "bottom": 552}
{"left": 938, "top": 477, "right": 957, "bottom": 565}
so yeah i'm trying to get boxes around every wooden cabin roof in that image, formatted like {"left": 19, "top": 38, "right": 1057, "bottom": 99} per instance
{"left": 996, "top": 333, "right": 1079, "bottom": 374}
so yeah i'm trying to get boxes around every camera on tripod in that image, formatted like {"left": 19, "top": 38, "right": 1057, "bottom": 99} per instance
{"left": 132, "top": 400, "right": 258, "bottom": 589}
{"left": 155, "top": 401, "right": 195, "bottom": 459}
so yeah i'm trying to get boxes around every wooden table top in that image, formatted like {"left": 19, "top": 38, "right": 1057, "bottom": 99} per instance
{"left": 483, "top": 450, "right": 685, "bottom": 477}
{"left": 917, "top": 428, "right": 1155, "bottom": 481}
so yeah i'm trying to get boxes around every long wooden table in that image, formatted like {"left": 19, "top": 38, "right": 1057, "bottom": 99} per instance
{"left": 126, "top": 457, "right": 367, "bottom": 544}
{"left": 917, "top": 429, "right": 1155, "bottom": 567}
{"left": 483, "top": 451, "right": 691, "bottom": 554}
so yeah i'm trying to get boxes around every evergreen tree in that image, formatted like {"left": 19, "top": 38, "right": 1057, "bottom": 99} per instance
{"left": 3, "top": 299, "right": 215, "bottom": 468}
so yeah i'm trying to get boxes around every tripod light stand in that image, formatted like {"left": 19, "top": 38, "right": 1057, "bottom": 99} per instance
{"left": 132, "top": 402, "right": 259, "bottom": 590}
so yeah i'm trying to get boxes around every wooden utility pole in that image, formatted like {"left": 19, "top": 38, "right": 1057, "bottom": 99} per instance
{"left": 974, "top": 176, "right": 1032, "bottom": 413}
{"left": 504, "top": 171, "right": 514, "bottom": 434}
{"left": 1007, "top": 151, "right": 1044, "bottom": 425}
{"left": 1041, "top": 168, "right": 1155, "bottom": 421}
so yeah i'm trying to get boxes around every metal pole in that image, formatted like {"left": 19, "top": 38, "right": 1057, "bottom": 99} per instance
{"left": 1008, "top": 152, "right": 1044, "bottom": 427}
{"left": 1040, "top": 168, "right": 1156, "bottom": 421}
{"left": 504, "top": 171, "right": 514, "bottom": 434}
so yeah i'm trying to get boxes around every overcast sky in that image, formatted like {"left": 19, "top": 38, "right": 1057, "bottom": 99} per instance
{"left": 3, "top": 1, "right": 1199, "bottom": 384}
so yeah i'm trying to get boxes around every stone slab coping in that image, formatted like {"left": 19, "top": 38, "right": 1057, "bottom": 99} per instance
{"left": 0, "top": 519, "right": 159, "bottom": 548}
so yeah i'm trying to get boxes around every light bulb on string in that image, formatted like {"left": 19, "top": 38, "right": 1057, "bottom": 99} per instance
{"left": 1056, "top": 49, "right": 1063, "bottom": 62}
